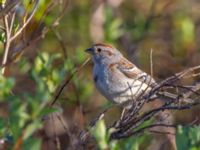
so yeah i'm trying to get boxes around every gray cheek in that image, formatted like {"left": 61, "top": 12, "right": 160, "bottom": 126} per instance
{"left": 93, "top": 55, "right": 101, "bottom": 64}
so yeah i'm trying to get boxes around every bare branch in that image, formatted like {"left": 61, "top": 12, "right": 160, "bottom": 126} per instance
{"left": 51, "top": 58, "right": 91, "bottom": 106}
{"left": 51, "top": 27, "right": 67, "bottom": 58}
{"left": 150, "top": 48, "right": 154, "bottom": 77}
{"left": 2, "top": 14, "right": 11, "bottom": 75}
{"left": 0, "top": 0, "right": 19, "bottom": 19}
{"left": 9, "top": 0, "right": 40, "bottom": 42}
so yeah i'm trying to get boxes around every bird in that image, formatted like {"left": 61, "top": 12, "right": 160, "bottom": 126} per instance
{"left": 85, "top": 43, "right": 179, "bottom": 150}
{"left": 85, "top": 43, "right": 165, "bottom": 108}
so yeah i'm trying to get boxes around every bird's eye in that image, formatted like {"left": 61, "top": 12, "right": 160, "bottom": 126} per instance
{"left": 97, "top": 48, "right": 102, "bottom": 52}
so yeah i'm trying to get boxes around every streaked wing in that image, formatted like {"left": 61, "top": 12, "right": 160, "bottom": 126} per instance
{"left": 116, "top": 58, "right": 156, "bottom": 87}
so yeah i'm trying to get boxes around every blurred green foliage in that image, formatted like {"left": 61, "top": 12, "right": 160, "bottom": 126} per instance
{"left": 104, "top": 6, "right": 124, "bottom": 43}
{"left": 0, "top": 53, "right": 63, "bottom": 149}
{"left": 176, "top": 125, "right": 200, "bottom": 150}
{"left": 0, "top": 49, "right": 92, "bottom": 149}
{"left": 90, "top": 119, "right": 109, "bottom": 149}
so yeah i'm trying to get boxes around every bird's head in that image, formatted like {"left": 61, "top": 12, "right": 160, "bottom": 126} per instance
{"left": 85, "top": 43, "right": 122, "bottom": 65}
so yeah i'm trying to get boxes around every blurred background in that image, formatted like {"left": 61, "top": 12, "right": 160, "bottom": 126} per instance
{"left": 0, "top": 0, "right": 200, "bottom": 150}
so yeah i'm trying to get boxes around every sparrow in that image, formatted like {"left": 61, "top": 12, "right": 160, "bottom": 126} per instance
{"left": 85, "top": 43, "right": 160, "bottom": 107}
{"left": 85, "top": 44, "right": 179, "bottom": 150}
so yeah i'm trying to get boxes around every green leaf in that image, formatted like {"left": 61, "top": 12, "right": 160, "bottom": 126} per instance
{"left": 180, "top": 17, "right": 195, "bottom": 44}
{"left": 176, "top": 126, "right": 189, "bottom": 150}
{"left": 23, "top": 120, "right": 42, "bottom": 140}
{"left": 0, "top": 117, "right": 6, "bottom": 136}
{"left": 22, "top": 137, "right": 41, "bottom": 150}
{"left": 39, "top": 107, "right": 58, "bottom": 117}
{"left": 0, "top": 32, "right": 5, "bottom": 43}
{"left": 189, "top": 126, "right": 200, "bottom": 148}
{"left": 176, "top": 126, "right": 200, "bottom": 150}
{"left": 104, "top": 6, "right": 123, "bottom": 42}
{"left": 0, "top": 74, "right": 15, "bottom": 98}
{"left": 90, "top": 119, "right": 108, "bottom": 150}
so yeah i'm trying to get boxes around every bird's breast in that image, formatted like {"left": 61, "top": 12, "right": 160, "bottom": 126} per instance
{"left": 93, "top": 65, "right": 113, "bottom": 99}
{"left": 93, "top": 64, "right": 153, "bottom": 106}
{"left": 93, "top": 64, "right": 127, "bottom": 104}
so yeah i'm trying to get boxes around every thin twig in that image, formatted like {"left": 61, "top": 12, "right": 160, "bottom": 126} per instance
{"left": 150, "top": 48, "right": 154, "bottom": 77}
{"left": 9, "top": 12, "right": 16, "bottom": 34}
{"left": 9, "top": 0, "right": 40, "bottom": 42}
{"left": 149, "top": 130, "right": 175, "bottom": 136}
{"left": 2, "top": 14, "right": 11, "bottom": 75}
{"left": 0, "top": 0, "right": 19, "bottom": 19}
{"left": 0, "top": 0, "right": 69, "bottom": 69}
{"left": 51, "top": 27, "right": 67, "bottom": 58}
{"left": 51, "top": 58, "right": 91, "bottom": 106}
{"left": 111, "top": 123, "right": 176, "bottom": 140}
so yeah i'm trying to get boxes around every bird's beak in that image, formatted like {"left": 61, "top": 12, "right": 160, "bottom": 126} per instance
{"left": 85, "top": 47, "right": 94, "bottom": 54}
